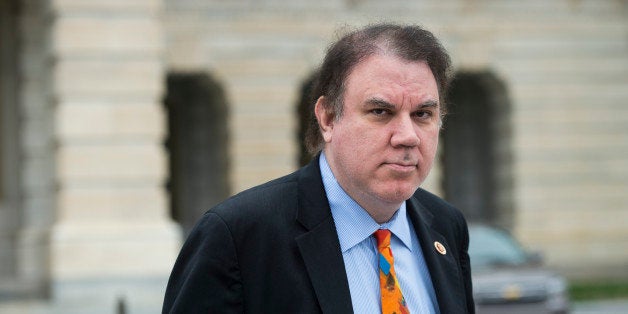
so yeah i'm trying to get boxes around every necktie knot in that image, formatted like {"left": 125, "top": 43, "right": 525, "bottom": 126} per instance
{"left": 374, "top": 229, "right": 391, "bottom": 249}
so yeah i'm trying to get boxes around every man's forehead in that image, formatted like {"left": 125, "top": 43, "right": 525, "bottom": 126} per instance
{"left": 347, "top": 54, "right": 433, "bottom": 81}
{"left": 360, "top": 52, "right": 428, "bottom": 68}
{"left": 344, "top": 55, "right": 438, "bottom": 95}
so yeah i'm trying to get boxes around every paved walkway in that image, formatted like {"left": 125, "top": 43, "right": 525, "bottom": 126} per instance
{"left": 572, "top": 299, "right": 628, "bottom": 314}
{"left": 2, "top": 298, "right": 628, "bottom": 313}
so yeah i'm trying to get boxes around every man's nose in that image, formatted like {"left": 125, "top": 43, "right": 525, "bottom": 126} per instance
{"left": 390, "top": 116, "right": 420, "bottom": 148}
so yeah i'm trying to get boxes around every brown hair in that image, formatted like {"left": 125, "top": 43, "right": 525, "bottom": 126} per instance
{"left": 305, "top": 23, "right": 452, "bottom": 154}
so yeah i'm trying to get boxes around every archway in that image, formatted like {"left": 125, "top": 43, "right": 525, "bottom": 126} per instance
{"left": 164, "top": 72, "right": 231, "bottom": 236}
{"left": 441, "top": 70, "right": 514, "bottom": 228}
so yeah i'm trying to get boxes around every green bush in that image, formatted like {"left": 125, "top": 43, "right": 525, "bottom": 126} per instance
{"left": 569, "top": 281, "right": 628, "bottom": 301}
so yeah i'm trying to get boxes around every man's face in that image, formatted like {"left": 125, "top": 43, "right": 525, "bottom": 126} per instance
{"left": 317, "top": 54, "right": 441, "bottom": 218}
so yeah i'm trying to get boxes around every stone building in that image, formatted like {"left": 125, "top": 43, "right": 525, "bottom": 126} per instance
{"left": 1, "top": 0, "right": 627, "bottom": 312}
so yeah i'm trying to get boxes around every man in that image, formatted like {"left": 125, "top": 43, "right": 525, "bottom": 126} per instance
{"left": 163, "top": 24, "right": 474, "bottom": 313}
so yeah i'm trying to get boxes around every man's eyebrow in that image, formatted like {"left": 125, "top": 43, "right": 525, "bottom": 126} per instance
{"left": 418, "top": 100, "right": 439, "bottom": 109}
{"left": 364, "top": 98, "right": 395, "bottom": 109}
{"left": 364, "top": 98, "right": 440, "bottom": 109}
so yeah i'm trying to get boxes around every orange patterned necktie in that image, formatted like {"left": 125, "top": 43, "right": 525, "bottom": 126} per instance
{"left": 374, "top": 229, "right": 410, "bottom": 314}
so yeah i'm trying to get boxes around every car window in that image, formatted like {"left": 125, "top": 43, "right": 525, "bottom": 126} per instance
{"left": 469, "top": 225, "right": 529, "bottom": 270}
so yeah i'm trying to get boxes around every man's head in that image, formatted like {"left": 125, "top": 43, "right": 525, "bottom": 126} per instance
{"left": 306, "top": 23, "right": 451, "bottom": 153}
{"left": 310, "top": 23, "right": 451, "bottom": 222}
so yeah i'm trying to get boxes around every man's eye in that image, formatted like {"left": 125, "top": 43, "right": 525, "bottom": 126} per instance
{"left": 372, "top": 109, "right": 388, "bottom": 115}
{"left": 415, "top": 111, "right": 433, "bottom": 119}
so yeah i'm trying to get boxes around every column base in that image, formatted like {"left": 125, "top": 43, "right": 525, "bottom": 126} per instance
{"left": 50, "top": 221, "right": 181, "bottom": 313}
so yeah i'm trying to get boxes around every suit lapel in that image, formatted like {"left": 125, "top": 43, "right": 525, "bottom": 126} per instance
{"left": 294, "top": 158, "right": 353, "bottom": 314}
{"left": 407, "top": 196, "right": 467, "bottom": 314}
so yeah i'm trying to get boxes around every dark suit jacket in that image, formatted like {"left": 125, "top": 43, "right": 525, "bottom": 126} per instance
{"left": 163, "top": 157, "right": 475, "bottom": 313}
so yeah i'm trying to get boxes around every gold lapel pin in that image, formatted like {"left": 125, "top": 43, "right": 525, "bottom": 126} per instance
{"left": 434, "top": 241, "right": 447, "bottom": 255}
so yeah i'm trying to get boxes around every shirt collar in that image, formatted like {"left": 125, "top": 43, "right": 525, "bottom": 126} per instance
{"left": 319, "top": 153, "right": 413, "bottom": 253}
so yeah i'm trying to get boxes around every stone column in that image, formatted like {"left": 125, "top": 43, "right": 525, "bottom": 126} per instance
{"left": 49, "top": 0, "right": 180, "bottom": 311}
{"left": 12, "top": 0, "right": 56, "bottom": 298}
{"left": 0, "top": 0, "right": 23, "bottom": 296}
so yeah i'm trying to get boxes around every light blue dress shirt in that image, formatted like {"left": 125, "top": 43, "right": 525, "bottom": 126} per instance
{"left": 319, "top": 153, "right": 439, "bottom": 314}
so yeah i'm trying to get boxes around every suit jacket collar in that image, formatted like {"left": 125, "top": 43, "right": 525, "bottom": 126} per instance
{"left": 407, "top": 195, "right": 468, "bottom": 314}
{"left": 295, "top": 156, "right": 353, "bottom": 314}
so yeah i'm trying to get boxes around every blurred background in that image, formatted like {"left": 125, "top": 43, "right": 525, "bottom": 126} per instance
{"left": 1, "top": 0, "right": 627, "bottom": 313}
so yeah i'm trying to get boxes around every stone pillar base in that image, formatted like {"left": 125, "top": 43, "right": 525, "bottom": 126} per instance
{"left": 50, "top": 222, "right": 181, "bottom": 313}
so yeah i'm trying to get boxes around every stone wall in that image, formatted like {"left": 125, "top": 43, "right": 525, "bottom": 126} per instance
{"left": 164, "top": 0, "right": 628, "bottom": 278}
{"left": 0, "top": 0, "right": 56, "bottom": 298}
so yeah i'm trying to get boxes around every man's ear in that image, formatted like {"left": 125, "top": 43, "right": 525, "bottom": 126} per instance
{"left": 314, "top": 96, "right": 334, "bottom": 143}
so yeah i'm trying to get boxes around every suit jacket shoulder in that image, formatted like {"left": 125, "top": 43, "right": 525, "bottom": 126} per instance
{"left": 208, "top": 170, "right": 300, "bottom": 232}
{"left": 163, "top": 159, "right": 353, "bottom": 314}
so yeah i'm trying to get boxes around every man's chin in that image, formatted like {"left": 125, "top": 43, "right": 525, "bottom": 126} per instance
{"left": 377, "top": 188, "right": 418, "bottom": 204}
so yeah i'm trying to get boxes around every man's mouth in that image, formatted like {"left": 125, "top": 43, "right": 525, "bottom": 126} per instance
{"left": 383, "top": 162, "right": 418, "bottom": 172}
